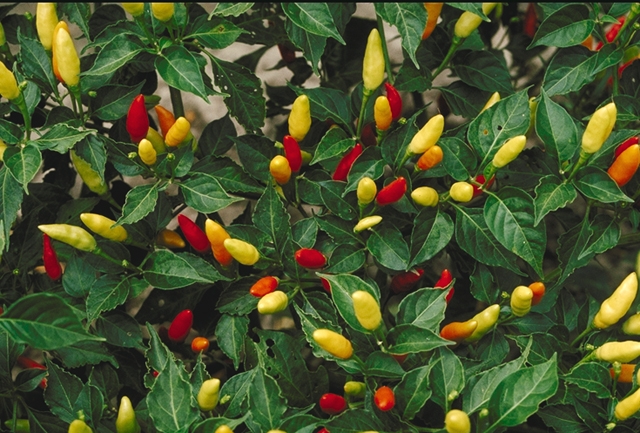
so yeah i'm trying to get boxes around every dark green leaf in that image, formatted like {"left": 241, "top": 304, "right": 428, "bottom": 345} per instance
{"left": 4, "top": 144, "right": 42, "bottom": 191}
{"left": 310, "top": 127, "right": 353, "bottom": 165}
{"left": 440, "top": 137, "right": 476, "bottom": 181}
{"left": 409, "top": 209, "right": 453, "bottom": 268}
{"left": 285, "top": 19, "right": 327, "bottom": 76}
{"left": 535, "top": 89, "right": 580, "bottom": 163}
{"left": 429, "top": 347, "right": 465, "bottom": 410}
{"left": 216, "top": 314, "right": 249, "bottom": 370}
{"left": 144, "top": 250, "right": 228, "bottom": 289}
{"left": 234, "top": 135, "right": 275, "bottom": 183}
{"left": 43, "top": 361, "right": 84, "bottom": 423}
{"left": 29, "top": 124, "right": 93, "bottom": 153}
{"left": 248, "top": 366, "right": 288, "bottom": 431}
{"left": 375, "top": 3, "right": 426, "bottom": 68}
{"left": 396, "top": 288, "right": 447, "bottom": 331}
{"left": 573, "top": 166, "right": 633, "bottom": 203}
{"left": 387, "top": 324, "right": 451, "bottom": 354}
{"left": 395, "top": 365, "right": 432, "bottom": 420}
{"left": 367, "top": 226, "right": 410, "bottom": 271}
{"left": 117, "top": 183, "right": 159, "bottom": 226}
{"left": 156, "top": 45, "right": 208, "bottom": 100}
{"left": 84, "top": 34, "right": 144, "bottom": 77}
{"left": 324, "top": 244, "right": 365, "bottom": 273}
{"left": 438, "top": 80, "right": 492, "bottom": 119}
{"left": 293, "top": 85, "right": 351, "bottom": 128}
{"left": 534, "top": 175, "right": 577, "bottom": 226}
{"left": 92, "top": 82, "right": 144, "bottom": 121}
{"left": 281, "top": 3, "right": 345, "bottom": 44}
{"left": 94, "top": 311, "right": 144, "bottom": 349}
{"left": 180, "top": 173, "right": 243, "bottom": 213}
{"left": 188, "top": 15, "right": 245, "bottom": 50}
{"left": 529, "top": 4, "right": 595, "bottom": 48}
{"left": 74, "top": 135, "right": 107, "bottom": 185}
{"left": 455, "top": 50, "right": 513, "bottom": 94}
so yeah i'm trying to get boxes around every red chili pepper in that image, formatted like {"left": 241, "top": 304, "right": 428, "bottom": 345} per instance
{"left": 16, "top": 356, "right": 47, "bottom": 389}
{"left": 615, "top": 137, "right": 639, "bottom": 158}
{"left": 471, "top": 174, "right": 495, "bottom": 198}
{"left": 361, "top": 122, "right": 377, "bottom": 147}
{"left": 168, "top": 309, "right": 193, "bottom": 343}
{"left": 126, "top": 94, "right": 149, "bottom": 143}
{"left": 320, "top": 277, "right": 331, "bottom": 293}
{"left": 250, "top": 276, "right": 279, "bottom": 297}
{"left": 434, "top": 269, "right": 454, "bottom": 303}
{"left": 332, "top": 143, "right": 363, "bottom": 181}
{"left": 596, "top": 16, "right": 626, "bottom": 50}
{"left": 318, "top": 428, "right": 330, "bottom": 433}
{"left": 178, "top": 214, "right": 210, "bottom": 253}
{"left": 283, "top": 135, "right": 302, "bottom": 172}
{"left": 152, "top": 370, "right": 159, "bottom": 378}
{"left": 392, "top": 353, "right": 408, "bottom": 364}
{"left": 529, "top": 282, "right": 546, "bottom": 306}
{"left": 390, "top": 268, "right": 424, "bottom": 293}
{"left": 374, "top": 386, "right": 395, "bottom": 412}
{"left": 278, "top": 43, "right": 296, "bottom": 63}
{"left": 608, "top": 144, "right": 640, "bottom": 186}
{"left": 523, "top": 3, "right": 537, "bottom": 39}
{"left": 42, "top": 234, "right": 62, "bottom": 281}
{"left": 295, "top": 248, "right": 327, "bottom": 269}
{"left": 385, "top": 83, "right": 402, "bottom": 121}
{"left": 376, "top": 177, "right": 407, "bottom": 206}
{"left": 319, "top": 393, "right": 347, "bottom": 415}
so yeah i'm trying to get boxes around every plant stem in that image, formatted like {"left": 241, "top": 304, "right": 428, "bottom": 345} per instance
{"left": 376, "top": 15, "right": 394, "bottom": 85}
{"left": 432, "top": 36, "right": 463, "bottom": 79}
{"left": 356, "top": 87, "right": 373, "bottom": 139}
{"left": 169, "top": 86, "right": 185, "bottom": 118}
{"left": 566, "top": 150, "right": 591, "bottom": 183}
{"left": 571, "top": 324, "right": 595, "bottom": 348}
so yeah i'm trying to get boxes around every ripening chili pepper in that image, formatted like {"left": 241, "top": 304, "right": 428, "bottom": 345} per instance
{"left": 354, "top": 215, "right": 382, "bottom": 233}
{"left": 127, "top": 95, "right": 149, "bottom": 143}
{"left": 363, "top": 29, "right": 385, "bottom": 92}
{"left": 257, "top": 291, "right": 289, "bottom": 314}
{"left": 205, "top": 219, "right": 234, "bottom": 266}
{"left": 0, "top": 62, "right": 20, "bottom": 101}
{"left": 319, "top": 393, "right": 347, "bottom": 415}
{"left": 608, "top": 144, "right": 640, "bottom": 186}
{"left": 289, "top": 94, "right": 311, "bottom": 142}
{"left": 165, "top": 117, "right": 191, "bottom": 147}
{"left": 357, "top": 177, "right": 377, "bottom": 205}
{"left": 116, "top": 396, "right": 141, "bottom": 433}
{"left": 615, "top": 386, "right": 640, "bottom": 421}
{"left": 178, "top": 214, "right": 210, "bottom": 253}
{"left": 224, "top": 238, "right": 260, "bottom": 265}
{"left": 582, "top": 102, "right": 617, "bottom": 154}
{"left": 374, "top": 96, "right": 392, "bottom": 131}
{"left": 352, "top": 290, "right": 382, "bottom": 331}
{"left": 38, "top": 224, "right": 97, "bottom": 252}
{"left": 168, "top": 309, "right": 193, "bottom": 343}
{"left": 411, "top": 186, "right": 439, "bottom": 207}
{"left": 471, "top": 175, "right": 495, "bottom": 198}
{"left": 416, "top": 146, "right": 443, "bottom": 171}
{"left": 615, "top": 137, "right": 639, "bottom": 158}
{"left": 52, "top": 23, "right": 80, "bottom": 87}
{"left": 313, "top": 329, "right": 353, "bottom": 359}
{"left": 492, "top": 135, "right": 527, "bottom": 168}
{"left": 596, "top": 16, "right": 625, "bottom": 50}
{"left": 277, "top": 43, "right": 296, "bottom": 63}
{"left": 215, "top": 426, "right": 234, "bottom": 433}
{"left": 51, "top": 21, "right": 68, "bottom": 82}
{"left": 449, "top": 182, "right": 474, "bottom": 203}
{"left": 43, "top": 234, "right": 62, "bottom": 281}
{"left": 283, "top": 135, "right": 302, "bottom": 172}
{"left": 445, "top": 409, "right": 471, "bottom": 433}
{"left": 522, "top": 3, "right": 537, "bottom": 39}
{"left": 80, "top": 213, "right": 128, "bottom": 243}
{"left": 16, "top": 355, "right": 47, "bottom": 389}
{"left": 3, "top": 420, "right": 29, "bottom": 433}
{"left": 595, "top": 341, "right": 640, "bottom": 363}
{"left": 333, "top": 143, "right": 364, "bottom": 181}
{"left": 295, "top": 248, "right": 327, "bottom": 269}
{"left": 146, "top": 127, "right": 166, "bottom": 153}
{"left": 320, "top": 277, "right": 331, "bottom": 293}
{"left": 156, "top": 229, "right": 185, "bottom": 249}
{"left": 374, "top": 386, "right": 395, "bottom": 412}
{"left": 70, "top": 150, "right": 109, "bottom": 196}
{"left": 464, "top": 304, "right": 500, "bottom": 342}
{"left": 122, "top": 3, "right": 144, "bottom": 17}
{"left": 361, "top": 122, "right": 377, "bottom": 147}
{"left": 440, "top": 320, "right": 478, "bottom": 343}
{"left": 610, "top": 363, "right": 636, "bottom": 383}
{"left": 623, "top": 313, "right": 640, "bottom": 335}
{"left": 481, "top": 92, "right": 501, "bottom": 113}
{"left": 344, "top": 381, "right": 366, "bottom": 398}
{"left": 376, "top": 177, "right": 407, "bottom": 206}
{"left": 138, "top": 138, "right": 157, "bottom": 165}
{"left": 390, "top": 268, "right": 424, "bottom": 293}
{"left": 154, "top": 105, "right": 175, "bottom": 139}
{"left": 454, "top": 3, "right": 497, "bottom": 39}
{"left": 197, "top": 378, "right": 221, "bottom": 411}
{"left": 510, "top": 285, "right": 534, "bottom": 317}
{"left": 593, "top": 272, "right": 638, "bottom": 329}
{"left": 529, "top": 282, "right": 545, "bottom": 306}
{"left": 36, "top": 3, "right": 58, "bottom": 51}
{"left": 68, "top": 419, "right": 92, "bottom": 433}
{"left": 407, "top": 114, "right": 445, "bottom": 155}
{"left": 191, "top": 337, "right": 210, "bottom": 353}
{"left": 422, "top": 3, "right": 444, "bottom": 40}
{"left": 270, "top": 155, "right": 292, "bottom": 185}
{"left": 151, "top": 3, "right": 174, "bottom": 22}
{"left": 250, "top": 276, "right": 279, "bottom": 297}
{"left": 435, "top": 269, "right": 454, "bottom": 303}
{"left": 385, "top": 83, "right": 402, "bottom": 120}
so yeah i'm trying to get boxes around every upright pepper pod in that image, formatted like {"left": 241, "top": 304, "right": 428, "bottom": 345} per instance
{"left": 0, "top": 62, "right": 20, "bottom": 101}
{"left": 354, "top": 215, "right": 382, "bottom": 233}
{"left": 435, "top": 269, "right": 454, "bottom": 303}
{"left": 127, "top": 95, "right": 149, "bottom": 144}
{"left": 445, "top": 409, "right": 471, "bottom": 433}
{"left": 257, "top": 291, "right": 289, "bottom": 314}
{"left": 440, "top": 321, "right": 478, "bottom": 343}
{"left": 38, "top": 224, "right": 97, "bottom": 252}
{"left": 407, "top": 114, "right": 445, "bottom": 155}
{"left": 197, "top": 378, "right": 221, "bottom": 411}
{"left": 224, "top": 238, "right": 260, "bottom": 265}
{"left": 582, "top": 102, "right": 617, "bottom": 154}
{"left": 70, "top": 150, "right": 109, "bottom": 196}
{"left": 122, "top": 3, "right": 145, "bottom": 17}
{"left": 295, "top": 248, "right": 327, "bottom": 269}
{"left": 608, "top": 144, "right": 640, "bottom": 186}
{"left": 454, "top": 3, "right": 497, "bottom": 39}
{"left": 80, "top": 213, "right": 128, "bottom": 242}
{"left": 138, "top": 138, "right": 157, "bottom": 165}
{"left": 357, "top": 177, "right": 377, "bottom": 205}
{"left": 623, "top": 313, "right": 640, "bottom": 335}
{"left": 332, "top": 143, "right": 363, "bottom": 181}
{"left": 416, "top": 145, "right": 444, "bottom": 171}
{"left": 288, "top": 94, "right": 311, "bottom": 142}
{"left": 191, "top": 337, "right": 210, "bottom": 353}
{"left": 390, "top": 269, "right": 424, "bottom": 293}
{"left": 374, "top": 96, "right": 392, "bottom": 131}
{"left": 52, "top": 23, "right": 80, "bottom": 87}
{"left": 154, "top": 105, "right": 176, "bottom": 138}
{"left": 51, "top": 21, "right": 69, "bottom": 82}
{"left": 385, "top": 83, "right": 402, "bottom": 120}
{"left": 411, "top": 187, "right": 439, "bottom": 207}
{"left": 36, "top": 3, "right": 58, "bottom": 51}
{"left": 168, "top": 309, "right": 193, "bottom": 343}
{"left": 529, "top": 282, "right": 545, "bottom": 305}
{"left": 352, "top": 290, "right": 382, "bottom": 331}
{"left": 165, "top": 117, "right": 191, "bottom": 147}
{"left": 270, "top": 155, "right": 292, "bottom": 185}
{"left": 422, "top": 3, "right": 444, "bottom": 40}
{"left": 362, "top": 29, "right": 385, "bottom": 91}
{"left": 464, "top": 304, "right": 500, "bottom": 342}
{"left": 593, "top": 272, "right": 638, "bottom": 329}
{"left": 313, "top": 329, "right": 353, "bottom": 359}
{"left": 615, "top": 137, "right": 639, "bottom": 158}
{"left": 282, "top": 135, "right": 302, "bottom": 172}
{"left": 492, "top": 135, "right": 527, "bottom": 168}
{"left": 319, "top": 393, "right": 347, "bottom": 415}
{"left": 344, "top": 381, "right": 366, "bottom": 398}
{"left": 156, "top": 229, "right": 186, "bottom": 249}
{"left": 68, "top": 419, "right": 93, "bottom": 433}
{"left": 43, "top": 234, "right": 62, "bottom": 281}
{"left": 595, "top": 341, "right": 640, "bottom": 363}
{"left": 376, "top": 177, "right": 407, "bottom": 206}
{"left": 481, "top": 92, "right": 500, "bottom": 112}
{"left": 250, "top": 276, "right": 279, "bottom": 297}
{"left": 615, "top": 386, "right": 640, "bottom": 421}
{"left": 205, "top": 219, "right": 233, "bottom": 266}
{"left": 151, "top": 3, "right": 174, "bottom": 22}
{"left": 115, "top": 396, "right": 141, "bottom": 433}
{"left": 449, "top": 182, "right": 474, "bottom": 203}
{"left": 510, "top": 285, "right": 534, "bottom": 317}
{"left": 374, "top": 386, "right": 395, "bottom": 412}
{"left": 178, "top": 214, "right": 210, "bottom": 253}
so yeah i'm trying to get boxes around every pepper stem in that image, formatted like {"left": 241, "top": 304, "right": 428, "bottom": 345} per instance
{"left": 169, "top": 86, "right": 185, "bottom": 118}
{"left": 570, "top": 323, "right": 595, "bottom": 348}
{"left": 566, "top": 149, "right": 591, "bottom": 183}
{"left": 376, "top": 15, "right": 394, "bottom": 85}
{"left": 356, "top": 87, "right": 373, "bottom": 139}
{"left": 432, "top": 36, "right": 463, "bottom": 79}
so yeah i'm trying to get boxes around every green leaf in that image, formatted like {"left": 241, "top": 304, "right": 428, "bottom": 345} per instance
{"left": 396, "top": 288, "right": 447, "bottom": 331}
{"left": 285, "top": 19, "right": 327, "bottom": 76}
{"left": 94, "top": 311, "right": 144, "bottom": 349}
{"left": 578, "top": 214, "right": 620, "bottom": 259}
{"left": 440, "top": 137, "right": 476, "bottom": 181}
{"left": 375, "top": 3, "right": 426, "bottom": 68}
{"left": 180, "top": 173, "right": 243, "bottom": 213}
{"left": 215, "top": 314, "right": 249, "bottom": 370}
{"left": 293, "top": 85, "right": 351, "bottom": 128}
{"left": 573, "top": 166, "right": 633, "bottom": 203}
{"left": 470, "top": 263, "right": 500, "bottom": 304}
{"left": 486, "top": 355, "right": 559, "bottom": 429}
{"left": 438, "top": 81, "right": 491, "bottom": 119}
{"left": 43, "top": 361, "right": 84, "bottom": 423}
{"left": 382, "top": 113, "right": 419, "bottom": 168}
{"left": 117, "top": 183, "right": 159, "bottom": 226}
{"left": 0, "top": 293, "right": 103, "bottom": 350}
{"left": 211, "top": 56, "right": 266, "bottom": 133}
{"left": 324, "top": 409, "right": 385, "bottom": 433}
{"left": 144, "top": 250, "right": 228, "bottom": 289}
{"left": 248, "top": 366, "right": 288, "bottom": 431}
{"left": 0, "top": 167, "right": 21, "bottom": 252}
{"left": 188, "top": 15, "right": 245, "bottom": 50}
{"left": 92, "top": 82, "right": 145, "bottom": 121}
{"left": 367, "top": 226, "right": 410, "bottom": 271}
{"left": 216, "top": 279, "right": 259, "bottom": 316}
{"left": 74, "top": 135, "right": 107, "bottom": 185}
{"left": 234, "top": 135, "right": 276, "bottom": 183}
{"left": 62, "top": 254, "right": 98, "bottom": 298}
{"left": 156, "top": 45, "right": 208, "bottom": 101}
{"left": 211, "top": 3, "right": 254, "bottom": 17}
{"left": 54, "top": 340, "right": 117, "bottom": 369}
{"left": 534, "top": 175, "right": 577, "bottom": 226}
{"left": 318, "top": 180, "right": 357, "bottom": 220}
{"left": 59, "top": 3, "right": 90, "bottom": 39}
{"left": 4, "top": 144, "right": 42, "bottom": 191}
{"left": 219, "top": 370, "right": 254, "bottom": 417}
{"left": 254, "top": 186, "right": 292, "bottom": 260}
{"left": 83, "top": 34, "right": 143, "bottom": 77}
{"left": 29, "top": 124, "right": 93, "bottom": 153}
{"left": 409, "top": 209, "right": 454, "bottom": 268}
{"left": 535, "top": 89, "right": 580, "bottom": 163}
{"left": 529, "top": 4, "right": 594, "bottom": 48}
{"left": 556, "top": 218, "right": 594, "bottom": 284}
{"left": 395, "top": 365, "right": 432, "bottom": 420}
{"left": 455, "top": 50, "right": 513, "bottom": 94}
{"left": 344, "top": 147, "right": 387, "bottom": 194}
{"left": 85, "top": 275, "right": 130, "bottom": 323}
{"left": 192, "top": 417, "right": 248, "bottom": 433}
{"left": 310, "top": 127, "right": 354, "bottom": 165}
{"left": 292, "top": 218, "right": 319, "bottom": 249}
{"left": 316, "top": 215, "right": 360, "bottom": 244}
{"left": 320, "top": 273, "right": 380, "bottom": 333}
{"left": 324, "top": 245, "right": 365, "bottom": 274}
{"left": 281, "top": 3, "right": 345, "bottom": 44}
{"left": 198, "top": 114, "right": 238, "bottom": 156}
{"left": 538, "top": 405, "right": 589, "bottom": 433}
{"left": 17, "top": 29, "right": 56, "bottom": 93}
{"left": 0, "top": 119, "right": 23, "bottom": 144}
{"left": 387, "top": 324, "right": 451, "bottom": 354}
{"left": 0, "top": 329, "right": 24, "bottom": 389}
{"left": 484, "top": 187, "right": 546, "bottom": 277}
{"left": 364, "top": 351, "right": 405, "bottom": 378}
{"left": 429, "top": 347, "right": 465, "bottom": 410}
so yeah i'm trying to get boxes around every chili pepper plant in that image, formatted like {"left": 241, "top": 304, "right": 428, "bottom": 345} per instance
{"left": 2, "top": 2, "right": 640, "bottom": 433}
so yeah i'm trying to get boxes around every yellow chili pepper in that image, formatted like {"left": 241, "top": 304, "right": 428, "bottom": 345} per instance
{"left": 197, "top": 378, "right": 221, "bottom": 411}
{"left": 354, "top": 215, "right": 382, "bottom": 233}
{"left": 39, "top": 224, "right": 98, "bottom": 252}
{"left": 595, "top": 341, "right": 640, "bottom": 363}
{"left": 362, "top": 28, "right": 385, "bottom": 92}
{"left": 151, "top": 3, "right": 174, "bottom": 22}
{"left": 165, "top": 117, "right": 191, "bottom": 147}
{"left": 223, "top": 238, "right": 260, "bottom": 265}
{"left": 80, "top": 213, "right": 128, "bottom": 242}
{"left": 122, "top": 3, "right": 145, "bottom": 17}
{"left": 374, "top": 96, "right": 392, "bottom": 131}
{"left": 510, "top": 285, "right": 533, "bottom": 317}
{"left": 492, "top": 135, "right": 527, "bottom": 168}
{"left": 407, "top": 114, "right": 445, "bottom": 155}
{"left": 257, "top": 291, "right": 289, "bottom": 314}
{"left": 582, "top": 102, "right": 617, "bottom": 154}
{"left": 36, "top": 3, "right": 58, "bottom": 51}
{"left": 288, "top": 94, "right": 311, "bottom": 142}
{"left": 480, "top": 92, "right": 500, "bottom": 112}
{"left": 449, "top": 182, "right": 474, "bottom": 203}
{"left": 464, "top": 304, "right": 500, "bottom": 342}
{"left": 205, "top": 219, "right": 234, "bottom": 266}
{"left": 313, "top": 329, "right": 353, "bottom": 359}
{"left": 145, "top": 127, "right": 166, "bottom": 153}
{"left": 422, "top": 3, "right": 444, "bottom": 40}
{"left": 593, "top": 272, "right": 638, "bottom": 329}
{"left": 357, "top": 177, "right": 377, "bottom": 205}
{"left": 70, "top": 150, "right": 109, "bottom": 196}
{"left": 53, "top": 23, "right": 80, "bottom": 87}
{"left": 615, "top": 386, "right": 640, "bottom": 421}
{"left": 454, "top": 3, "right": 497, "bottom": 39}
{"left": 68, "top": 419, "right": 93, "bottom": 433}
{"left": 0, "top": 62, "right": 20, "bottom": 100}
{"left": 411, "top": 186, "right": 439, "bottom": 207}
{"left": 269, "top": 155, "right": 292, "bottom": 185}
{"left": 115, "top": 396, "right": 141, "bottom": 433}
{"left": 351, "top": 290, "right": 382, "bottom": 331}
{"left": 416, "top": 145, "right": 444, "bottom": 171}
{"left": 138, "top": 138, "right": 157, "bottom": 166}
{"left": 156, "top": 229, "right": 186, "bottom": 249}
